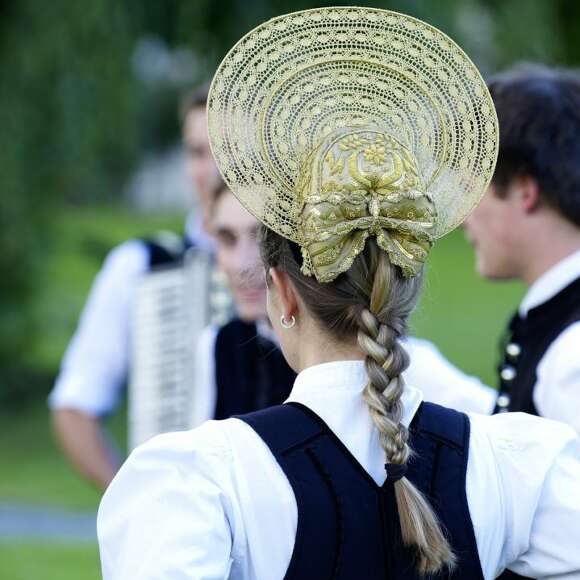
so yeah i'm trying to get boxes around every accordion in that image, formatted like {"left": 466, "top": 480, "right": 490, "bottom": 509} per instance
{"left": 128, "top": 247, "right": 231, "bottom": 450}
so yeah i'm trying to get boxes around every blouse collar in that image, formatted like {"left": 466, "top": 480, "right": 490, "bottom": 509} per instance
{"left": 288, "top": 359, "right": 423, "bottom": 428}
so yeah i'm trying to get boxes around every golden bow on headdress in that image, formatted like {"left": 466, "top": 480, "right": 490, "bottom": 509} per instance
{"left": 297, "top": 129, "right": 436, "bottom": 282}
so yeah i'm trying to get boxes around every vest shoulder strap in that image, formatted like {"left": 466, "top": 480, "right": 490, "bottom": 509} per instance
{"left": 142, "top": 232, "right": 189, "bottom": 268}
{"left": 239, "top": 403, "right": 324, "bottom": 455}
{"left": 410, "top": 401, "right": 469, "bottom": 447}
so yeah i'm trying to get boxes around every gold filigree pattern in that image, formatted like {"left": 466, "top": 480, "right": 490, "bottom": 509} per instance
{"left": 297, "top": 129, "right": 434, "bottom": 280}
{"left": 208, "top": 7, "right": 499, "bottom": 280}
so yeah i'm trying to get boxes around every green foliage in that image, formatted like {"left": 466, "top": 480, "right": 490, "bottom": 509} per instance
{"left": 0, "top": 0, "right": 142, "bottom": 385}
{"left": 0, "top": 0, "right": 577, "bottom": 397}
{"left": 0, "top": 542, "right": 101, "bottom": 580}
{"left": 0, "top": 204, "right": 182, "bottom": 406}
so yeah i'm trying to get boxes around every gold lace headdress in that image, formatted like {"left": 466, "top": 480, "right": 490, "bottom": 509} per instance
{"left": 208, "top": 7, "right": 498, "bottom": 282}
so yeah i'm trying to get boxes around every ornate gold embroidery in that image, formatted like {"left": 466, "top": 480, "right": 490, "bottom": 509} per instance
{"left": 297, "top": 129, "right": 435, "bottom": 281}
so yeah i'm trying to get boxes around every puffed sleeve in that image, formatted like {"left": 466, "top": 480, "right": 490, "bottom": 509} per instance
{"left": 98, "top": 421, "right": 236, "bottom": 580}
{"left": 488, "top": 413, "right": 580, "bottom": 579}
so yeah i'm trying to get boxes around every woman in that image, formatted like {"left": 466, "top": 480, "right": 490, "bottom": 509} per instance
{"left": 98, "top": 8, "right": 580, "bottom": 579}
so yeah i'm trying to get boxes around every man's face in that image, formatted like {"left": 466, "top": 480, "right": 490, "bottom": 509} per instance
{"left": 211, "top": 191, "right": 266, "bottom": 322}
{"left": 463, "top": 183, "right": 523, "bottom": 280}
{"left": 183, "top": 107, "right": 220, "bottom": 224}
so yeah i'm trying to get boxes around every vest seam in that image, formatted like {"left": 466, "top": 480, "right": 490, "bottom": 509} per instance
{"left": 306, "top": 446, "right": 344, "bottom": 580}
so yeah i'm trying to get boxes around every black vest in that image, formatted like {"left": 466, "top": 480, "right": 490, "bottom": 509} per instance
{"left": 214, "top": 319, "right": 296, "bottom": 419}
{"left": 239, "top": 401, "right": 483, "bottom": 580}
{"left": 495, "top": 276, "right": 580, "bottom": 416}
{"left": 494, "top": 277, "right": 580, "bottom": 580}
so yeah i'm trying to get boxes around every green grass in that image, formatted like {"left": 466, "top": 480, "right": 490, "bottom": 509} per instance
{"left": 0, "top": 401, "right": 127, "bottom": 510}
{"left": 0, "top": 542, "right": 101, "bottom": 580}
{"left": 411, "top": 229, "right": 525, "bottom": 386}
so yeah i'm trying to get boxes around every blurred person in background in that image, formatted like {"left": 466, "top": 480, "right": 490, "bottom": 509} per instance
{"left": 465, "top": 65, "right": 580, "bottom": 441}
{"left": 189, "top": 181, "right": 296, "bottom": 427}
{"left": 48, "top": 85, "right": 219, "bottom": 489}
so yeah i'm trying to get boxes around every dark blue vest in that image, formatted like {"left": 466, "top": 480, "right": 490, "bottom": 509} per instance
{"left": 495, "top": 276, "right": 580, "bottom": 416}
{"left": 239, "top": 401, "right": 483, "bottom": 580}
{"left": 214, "top": 319, "right": 296, "bottom": 419}
{"left": 143, "top": 235, "right": 193, "bottom": 268}
{"left": 494, "top": 279, "right": 580, "bottom": 580}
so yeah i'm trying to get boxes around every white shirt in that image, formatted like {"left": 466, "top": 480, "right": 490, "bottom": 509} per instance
{"left": 191, "top": 326, "right": 497, "bottom": 427}
{"left": 48, "top": 239, "right": 148, "bottom": 415}
{"left": 98, "top": 360, "right": 580, "bottom": 580}
{"left": 518, "top": 249, "right": 580, "bottom": 432}
{"left": 48, "top": 220, "right": 213, "bottom": 416}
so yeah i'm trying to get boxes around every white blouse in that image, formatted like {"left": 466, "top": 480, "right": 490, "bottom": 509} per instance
{"left": 98, "top": 361, "right": 580, "bottom": 580}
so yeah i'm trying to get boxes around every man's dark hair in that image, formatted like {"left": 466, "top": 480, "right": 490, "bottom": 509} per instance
{"left": 179, "top": 82, "right": 210, "bottom": 122}
{"left": 488, "top": 63, "right": 580, "bottom": 227}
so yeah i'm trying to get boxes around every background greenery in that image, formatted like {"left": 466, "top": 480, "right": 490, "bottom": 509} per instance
{"left": 1, "top": 0, "right": 578, "bottom": 401}
{"left": 0, "top": 542, "right": 101, "bottom": 580}
{"left": 0, "top": 0, "right": 575, "bottom": 578}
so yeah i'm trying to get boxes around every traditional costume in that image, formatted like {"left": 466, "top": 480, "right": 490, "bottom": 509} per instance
{"left": 98, "top": 7, "right": 580, "bottom": 579}
{"left": 494, "top": 250, "right": 580, "bottom": 429}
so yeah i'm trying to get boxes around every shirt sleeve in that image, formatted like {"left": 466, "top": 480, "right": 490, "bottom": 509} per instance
{"left": 480, "top": 413, "right": 580, "bottom": 579}
{"left": 48, "top": 240, "right": 149, "bottom": 416}
{"left": 98, "top": 422, "right": 235, "bottom": 580}
{"left": 403, "top": 337, "right": 497, "bottom": 414}
{"left": 534, "top": 322, "right": 580, "bottom": 435}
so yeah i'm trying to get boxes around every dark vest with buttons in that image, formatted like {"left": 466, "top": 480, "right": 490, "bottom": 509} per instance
{"left": 214, "top": 319, "right": 296, "bottom": 419}
{"left": 494, "top": 277, "right": 580, "bottom": 580}
{"left": 494, "top": 276, "right": 580, "bottom": 416}
{"left": 239, "top": 401, "right": 483, "bottom": 580}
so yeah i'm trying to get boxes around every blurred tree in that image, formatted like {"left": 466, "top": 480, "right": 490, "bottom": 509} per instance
{"left": 0, "top": 0, "right": 141, "bottom": 402}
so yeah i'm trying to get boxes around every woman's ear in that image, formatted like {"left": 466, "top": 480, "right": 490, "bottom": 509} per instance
{"left": 269, "top": 267, "right": 299, "bottom": 320}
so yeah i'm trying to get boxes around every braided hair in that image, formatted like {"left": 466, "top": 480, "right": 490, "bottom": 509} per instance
{"left": 261, "top": 226, "right": 455, "bottom": 575}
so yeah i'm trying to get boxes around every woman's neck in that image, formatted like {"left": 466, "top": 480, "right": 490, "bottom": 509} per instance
{"left": 296, "top": 324, "right": 364, "bottom": 373}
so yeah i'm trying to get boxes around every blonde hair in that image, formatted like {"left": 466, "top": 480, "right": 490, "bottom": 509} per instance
{"left": 261, "top": 227, "right": 455, "bottom": 575}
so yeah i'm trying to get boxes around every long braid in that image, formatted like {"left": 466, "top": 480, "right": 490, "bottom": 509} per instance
{"left": 357, "top": 251, "right": 456, "bottom": 575}
{"left": 261, "top": 229, "right": 456, "bottom": 575}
